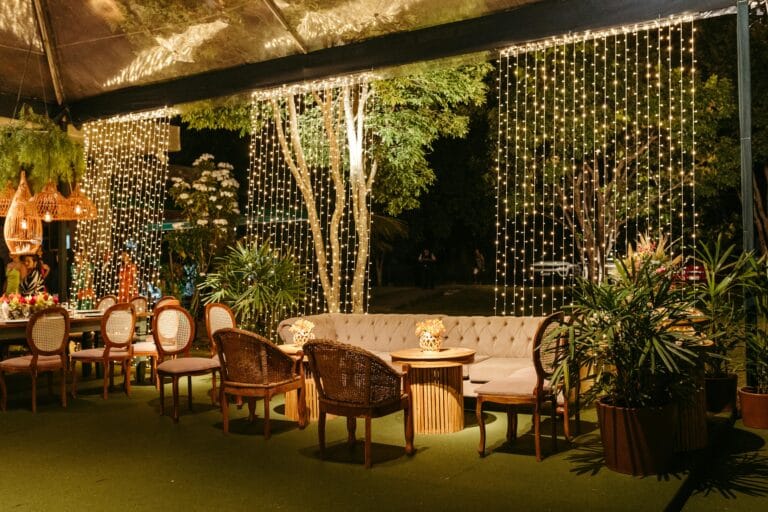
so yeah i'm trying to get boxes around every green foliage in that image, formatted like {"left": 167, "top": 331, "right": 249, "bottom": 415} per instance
{"left": 178, "top": 58, "right": 492, "bottom": 216}
{"left": 0, "top": 106, "right": 85, "bottom": 191}
{"left": 552, "top": 255, "right": 702, "bottom": 408}
{"left": 198, "top": 242, "right": 306, "bottom": 337}
{"left": 693, "top": 237, "right": 756, "bottom": 376}
{"left": 750, "top": 253, "right": 768, "bottom": 394}
{"left": 369, "top": 60, "right": 492, "bottom": 215}
{"left": 179, "top": 98, "right": 253, "bottom": 137}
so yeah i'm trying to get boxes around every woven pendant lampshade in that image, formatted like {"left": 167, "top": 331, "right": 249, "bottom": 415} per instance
{"left": 4, "top": 171, "right": 42, "bottom": 255}
{"left": 30, "top": 181, "right": 69, "bottom": 222}
{"left": 0, "top": 182, "right": 15, "bottom": 217}
{"left": 63, "top": 183, "right": 97, "bottom": 221}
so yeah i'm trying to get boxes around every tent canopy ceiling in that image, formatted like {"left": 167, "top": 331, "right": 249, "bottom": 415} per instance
{"left": 0, "top": 0, "right": 732, "bottom": 123}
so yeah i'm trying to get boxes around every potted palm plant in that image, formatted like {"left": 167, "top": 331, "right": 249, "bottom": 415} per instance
{"left": 198, "top": 241, "right": 307, "bottom": 338}
{"left": 694, "top": 238, "right": 755, "bottom": 415}
{"left": 553, "top": 236, "right": 703, "bottom": 475}
{"left": 741, "top": 254, "right": 768, "bottom": 429}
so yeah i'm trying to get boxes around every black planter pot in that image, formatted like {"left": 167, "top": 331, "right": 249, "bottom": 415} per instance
{"left": 705, "top": 374, "right": 738, "bottom": 415}
{"left": 597, "top": 399, "right": 678, "bottom": 476}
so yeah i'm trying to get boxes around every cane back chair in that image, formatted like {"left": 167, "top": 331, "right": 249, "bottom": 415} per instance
{"left": 0, "top": 307, "right": 70, "bottom": 412}
{"left": 475, "top": 311, "right": 571, "bottom": 461}
{"left": 302, "top": 339, "right": 415, "bottom": 468}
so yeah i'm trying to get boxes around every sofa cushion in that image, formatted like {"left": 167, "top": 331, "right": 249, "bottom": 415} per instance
{"left": 468, "top": 357, "right": 533, "bottom": 383}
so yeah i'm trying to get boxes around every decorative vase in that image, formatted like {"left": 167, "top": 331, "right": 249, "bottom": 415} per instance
{"left": 739, "top": 387, "right": 768, "bottom": 429}
{"left": 419, "top": 332, "right": 443, "bottom": 352}
{"left": 293, "top": 331, "right": 313, "bottom": 346}
{"left": 597, "top": 399, "right": 678, "bottom": 476}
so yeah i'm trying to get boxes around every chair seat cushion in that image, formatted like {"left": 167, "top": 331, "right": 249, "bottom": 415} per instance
{"left": 71, "top": 347, "right": 130, "bottom": 360}
{"left": 0, "top": 354, "right": 63, "bottom": 370}
{"left": 475, "top": 367, "right": 549, "bottom": 396}
{"left": 468, "top": 358, "right": 534, "bottom": 383}
{"left": 157, "top": 357, "right": 220, "bottom": 375}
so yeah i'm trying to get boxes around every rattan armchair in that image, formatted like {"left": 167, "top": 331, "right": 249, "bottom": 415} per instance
{"left": 302, "top": 339, "right": 415, "bottom": 468}
{"left": 0, "top": 307, "right": 70, "bottom": 412}
{"left": 71, "top": 303, "right": 136, "bottom": 399}
{"left": 154, "top": 305, "right": 220, "bottom": 422}
{"left": 213, "top": 328, "right": 307, "bottom": 438}
{"left": 475, "top": 312, "right": 571, "bottom": 461}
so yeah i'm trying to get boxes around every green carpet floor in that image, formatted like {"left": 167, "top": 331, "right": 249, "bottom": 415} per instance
{"left": 1, "top": 370, "right": 766, "bottom": 511}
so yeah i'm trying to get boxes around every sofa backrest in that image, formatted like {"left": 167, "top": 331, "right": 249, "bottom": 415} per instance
{"left": 278, "top": 313, "right": 545, "bottom": 358}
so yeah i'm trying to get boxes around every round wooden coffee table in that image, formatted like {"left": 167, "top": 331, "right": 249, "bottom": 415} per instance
{"left": 279, "top": 343, "right": 324, "bottom": 421}
{"left": 390, "top": 347, "right": 475, "bottom": 434}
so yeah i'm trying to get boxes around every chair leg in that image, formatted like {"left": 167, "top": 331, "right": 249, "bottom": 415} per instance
{"left": 297, "top": 385, "right": 308, "bottom": 429}
{"left": 210, "top": 371, "right": 218, "bottom": 406}
{"left": 476, "top": 396, "right": 486, "bottom": 456}
{"left": 159, "top": 374, "right": 165, "bottom": 416}
{"left": 533, "top": 402, "right": 542, "bottom": 462}
{"left": 151, "top": 357, "right": 158, "bottom": 389}
{"left": 364, "top": 416, "right": 372, "bottom": 469}
{"left": 71, "top": 361, "right": 79, "bottom": 398}
{"left": 172, "top": 377, "right": 180, "bottom": 423}
{"left": 404, "top": 398, "right": 415, "bottom": 456}
{"left": 221, "top": 390, "right": 230, "bottom": 434}
{"left": 247, "top": 398, "right": 257, "bottom": 422}
{"left": 109, "top": 361, "right": 115, "bottom": 390}
{"left": 102, "top": 364, "right": 110, "bottom": 400}
{"left": 346, "top": 416, "right": 357, "bottom": 447}
{"left": 60, "top": 367, "right": 67, "bottom": 408}
{"left": 124, "top": 360, "right": 132, "bottom": 397}
{"left": 506, "top": 405, "right": 518, "bottom": 442}
{"left": 551, "top": 396, "right": 558, "bottom": 453}
{"left": 318, "top": 411, "right": 326, "bottom": 459}
{"left": 264, "top": 394, "right": 271, "bottom": 440}
{"left": 0, "top": 371, "right": 6, "bottom": 411}
{"left": 31, "top": 372, "right": 37, "bottom": 413}
{"left": 187, "top": 375, "right": 193, "bottom": 411}
{"left": 47, "top": 371, "right": 53, "bottom": 397}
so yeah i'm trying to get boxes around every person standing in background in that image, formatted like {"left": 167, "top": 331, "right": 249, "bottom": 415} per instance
{"left": 418, "top": 248, "right": 437, "bottom": 289}
{"left": 19, "top": 254, "right": 44, "bottom": 295}
{"left": 117, "top": 250, "right": 138, "bottom": 303}
{"left": 5, "top": 254, "right": 28, "bottom": 295}
{"left": 472, "top": 248, "right": 485, "bottom": 284}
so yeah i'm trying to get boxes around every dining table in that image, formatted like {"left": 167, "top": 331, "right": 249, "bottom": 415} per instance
{"left": 0, "top": 310, "right": 104, "bottom": 357}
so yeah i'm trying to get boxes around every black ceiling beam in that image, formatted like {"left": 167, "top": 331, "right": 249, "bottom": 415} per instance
{"left": 69, "top": 0, "right": 732, "bottom": 124}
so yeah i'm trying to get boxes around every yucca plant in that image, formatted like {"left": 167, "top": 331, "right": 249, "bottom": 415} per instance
{"left": 553, "top": 251, "right": 702, "bottom": 408}
{"left": 694, "top": 237, "right": 757, "bottom": 377}
{"left": 198, "top": 241, "right": 306, "bottom": 338}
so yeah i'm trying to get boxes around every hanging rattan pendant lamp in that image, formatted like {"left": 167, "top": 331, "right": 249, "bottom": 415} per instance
{"left": 29, "top": 180, "right": 69, "bottom": 222}
{"left": 4, "top": 171, "right": 43, "bottom": 255}
{"left": 62, "top": 183, "right": 97, "bottom": 221}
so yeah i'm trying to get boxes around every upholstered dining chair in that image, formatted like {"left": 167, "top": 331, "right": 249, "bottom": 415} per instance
{"left": 204, "top": 303, "right": 236, "bottom": 357}
{"left": 213, "top": 328, "right": 307, "bottom": 439}
{"left": 96, "top": 295, "right": 118, "bottom": 311}
{"left": 71, "top": 303, "right": 136, "bottom": 400}
{"left": 154, "top": 296, "right": 180, "bottom": 309}
{"left": 475, "top": 311, "right": 571, "bottom": 461}
{"left": 302, "top": 339, "right": 415, "bottom": 468}
{"left": 154, "top": 304, "right": 220, "bottom": 422}
{"left": 0, "top": 307, "right": 70, "bottom": 412}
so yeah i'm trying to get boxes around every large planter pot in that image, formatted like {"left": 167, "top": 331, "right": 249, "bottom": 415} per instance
{"left": 739, "top": 387, "right": 768, "bottom": 429}
{"left": 597, "top": 399, "right": 678, "bottom": 476}
{"left": 705, "top": 374, "right": 738, "bottom": 414}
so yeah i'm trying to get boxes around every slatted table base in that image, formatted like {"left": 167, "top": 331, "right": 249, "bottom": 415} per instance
{"left": 284, "top": 377, "right": 325, "bottom": 422}
{"left": 410, "top": 365, "right": 464, "bottom": 434}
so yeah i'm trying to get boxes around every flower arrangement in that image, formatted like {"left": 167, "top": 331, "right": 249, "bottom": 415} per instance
{"left": 415, "top": 319, "right": 446, "bottom": 351}
{"left": 288, "top": 318, "right": 315, "bottom": 346}
{"left": 0, "top": 292, "right": 59, "bottom": 319}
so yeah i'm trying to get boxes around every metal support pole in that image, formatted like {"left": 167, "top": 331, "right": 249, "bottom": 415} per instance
{"left": 737, "top": 0, "right": 756, "bottom": 386}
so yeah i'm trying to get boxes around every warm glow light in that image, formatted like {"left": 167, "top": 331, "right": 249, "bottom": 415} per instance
{"left": 73, "top": 109, "right": 171, "bottom": 299}
{"left": 494, "top": 17, "right": 697, "bottom": 316}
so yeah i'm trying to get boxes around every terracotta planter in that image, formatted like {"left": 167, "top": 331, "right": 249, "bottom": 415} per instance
{"left": 597, "top": 399, "right": 677, "bottom": 476}
{"left": 705, "top": 374, "right": 738, "bottom": 414}
{"left": 739, "top": 387, "right": 768, "bottom": 429}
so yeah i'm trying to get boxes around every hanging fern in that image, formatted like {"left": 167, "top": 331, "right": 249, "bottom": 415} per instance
{"left": 0, "top": 106, "right": 85, "bottom": 192}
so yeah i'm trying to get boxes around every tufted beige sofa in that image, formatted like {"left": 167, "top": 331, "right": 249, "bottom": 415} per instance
{"left": 277, "top": 313, "right": 547, "bottom": 396}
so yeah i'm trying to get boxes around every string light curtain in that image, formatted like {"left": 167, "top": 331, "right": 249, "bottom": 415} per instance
{"left": 495, "top": 17, "right": 697, "bottom": 316}
{"left": 247, "top": 75, "right": 376, "bottom": 317}
{"left": 73, "top": 109, "right": 171, "bottom": 300}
